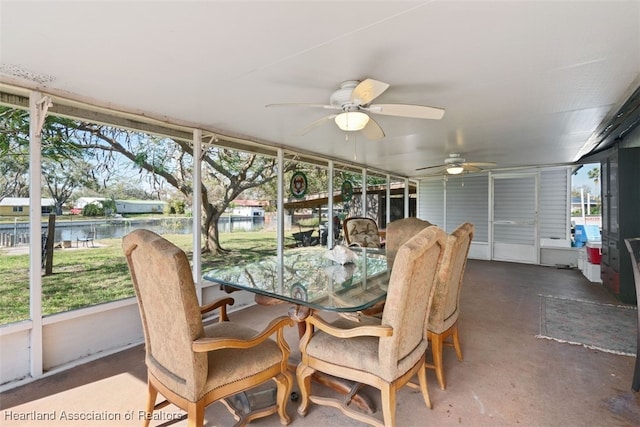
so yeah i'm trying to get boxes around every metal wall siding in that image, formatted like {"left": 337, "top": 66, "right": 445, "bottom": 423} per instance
{"left": 540, "top": 169, "right": 568, "bottom": 239}
{"left": 446, "top": 175, "right": 489, "bottom": 241}
{"left": 418, "top": 179, "right": 445, "bottom": 229}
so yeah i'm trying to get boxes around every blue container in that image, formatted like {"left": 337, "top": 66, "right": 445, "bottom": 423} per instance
{"left": 583, "top": 224, "right": 601, "bottom": 242}
{"left": 574, "top": 225, "right": 587, "bottom": 247}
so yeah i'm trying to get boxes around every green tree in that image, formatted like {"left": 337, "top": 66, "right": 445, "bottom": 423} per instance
{"left": 1, "top": 106, "right": 293, "bottom": 254}
{"left": 69, "top": 123, "right": 293, "bottom": 254}
{"left": 587, "top": 167, "right": 600, "bottom": 189}
{"left": 42, "top": 158, "right": 97, "bottom": 214}
{"left": 0, "top": 107, "right": 85, "bottom": 201}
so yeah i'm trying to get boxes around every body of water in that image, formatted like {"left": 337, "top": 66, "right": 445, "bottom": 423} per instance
{"left": 0, "top": 216, "right": 265, "bottom": 246}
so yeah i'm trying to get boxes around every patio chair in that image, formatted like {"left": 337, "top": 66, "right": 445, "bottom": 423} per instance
{"left": 427, "top": 222, "right": 474, "bottom": 390}
{"left": 122, "top": 229, "right": 294, "bottom": 427}
{"left": 385, "top": 217, "right": 434, "bottom": 269}
{"left": 296, "top": 226, "right": 447, "bottom": 427}
{"left": 350, "top": 216, "right": 434, "bottom": 319}
{"left": 76, "top": 230, "right": 95, "bottom": 247}
{"left": 343, "top": 216, "right": 382, "bottom": 248}
{"left": 623, "top": 237, "right": 640, "bottom": 392}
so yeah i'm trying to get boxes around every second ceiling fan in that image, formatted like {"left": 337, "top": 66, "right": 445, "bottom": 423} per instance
{"left": 416, "top": 154, "right": 496, "bottom": 175}
{"left": 266, "top": 78, "right": 445, "bottom": 140}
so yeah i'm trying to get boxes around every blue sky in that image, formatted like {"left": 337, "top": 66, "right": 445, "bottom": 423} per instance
{"left": 572, "top": 163, "right": 600, "bottom": 195}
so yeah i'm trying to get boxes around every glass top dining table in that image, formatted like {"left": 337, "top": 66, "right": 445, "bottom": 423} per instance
{"left": 202, "top": 246, "right": 389, "bottom": 312}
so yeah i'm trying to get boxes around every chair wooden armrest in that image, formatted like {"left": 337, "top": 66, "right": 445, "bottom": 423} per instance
{"left": 200, "top": 297, "right": 234, "bottom": 321}
{"left": 306, "top": 314, "right": 393, "bottom": 338}
{"left": 192, "top": 315, "right": 293, "bottom": 352}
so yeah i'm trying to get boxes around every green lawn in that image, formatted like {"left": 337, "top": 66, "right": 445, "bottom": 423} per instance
{"left": 0, "top": 231, "right": 280, "bottom": 325}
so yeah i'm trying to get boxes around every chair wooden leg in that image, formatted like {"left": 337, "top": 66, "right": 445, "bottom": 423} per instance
{"left": 296, "top": 363, "right": 315, "bottom": 416}
{"left": 274, "top": 372, "right": 293, "bottom": 425}
{"left": 416, "top": 361, "right": 432, "bottom": 409}
{"left": 380, "top": 383, "right": 397, "bottom": 427}
{"left": 186, "top": 401, "right": 205, "bottom": 427}
{"left": 143, "top": 381, "right": 158, "bottom": 427}
{"left": 430, "top": 333, "right": 446, "bottom": 390}
{"left": 452, "top": 323, "right": 463, "bottom": 361}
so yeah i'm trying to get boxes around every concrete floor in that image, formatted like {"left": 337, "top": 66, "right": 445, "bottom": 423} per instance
{"left": 1, "top": 259, "right": 639, "bottom": 426}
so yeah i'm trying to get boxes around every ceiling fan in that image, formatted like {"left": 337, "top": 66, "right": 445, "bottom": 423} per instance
{"left": 266, "top": 79, "right": 445, "bottom": 140}
{"left": 416, "top": 154, "right": 496, "bottom": 175}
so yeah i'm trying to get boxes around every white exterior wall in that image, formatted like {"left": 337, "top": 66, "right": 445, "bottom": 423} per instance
{"left": 0, "top": 281, "right": 255, "bottom": 390}
{"left": 418, "top": 166, "right": 575, "bottom": 264}
{"left": 232, "top": 207, "right": 265, "bottom": 217}
{"left": 115, "top": 201, "right": 167, "bottom": 214}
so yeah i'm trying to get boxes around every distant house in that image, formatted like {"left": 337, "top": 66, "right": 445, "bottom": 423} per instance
{"left": 232, "top": 199, "right": 266, "bottom": 217}
{"left": 0, "top": 197, "right": 55, "bottom": 216}
{"left": 115, "top": 200, "right": 167, "bottom": 214}
{"left": 75, "top": 197, "right": 167, "bottom": 214}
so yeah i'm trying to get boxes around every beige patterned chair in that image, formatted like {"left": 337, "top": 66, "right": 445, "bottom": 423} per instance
{"left": 296, "top": 226, "right": 447, "bottom": 427}
{"left": 427, "top": 222, "right": 474, "bottom": 390}
{"left": 353, "top": 216, "right": 434, "bottom": 319}
{"left": 385, "top": 217, "right": 434, "bottom": 269}
{"left": 343, "top": 216, "right": 382, "bottom": 248}
{"left": 123, "top": 229, "right": 294, "bottom": 427}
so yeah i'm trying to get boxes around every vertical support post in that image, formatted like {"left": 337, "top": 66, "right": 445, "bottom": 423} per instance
{"left": 277, "top": 149, "right": 284, "bottom": 258}
{"left": 328, "top": 160, "right": 334, "bottom": 248}
{"left": 29, "top": 91, "right": 48, "bottom": 378}
{"left": 415, "top": 180, "right": 421, "bottom": 219}
{"left": 580, "top": 188, "right": 585, "bottom": 224}
{"left": 277, "top": 149, "right": 284, "bottom": 291}
{"left": 565, "top": 168, "right": 572, "bottom": 241}
{"left": 386, "top": 175, "right": 391, "bottom": 224}
{"left": 192, "top": 129, "right": 203, "bottom": 303}
{"left": 361, "top": 168, "right": 367, "bottom": 217}
{"left": 404, "top": 178, "right": 410, "bottom": 218}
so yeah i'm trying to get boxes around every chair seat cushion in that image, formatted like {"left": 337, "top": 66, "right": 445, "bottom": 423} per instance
{"left": 202, "top": 322, "right": 283, "bottom": 393}
{"left": 305, "top": 318, "right": 427, "bottom": 382}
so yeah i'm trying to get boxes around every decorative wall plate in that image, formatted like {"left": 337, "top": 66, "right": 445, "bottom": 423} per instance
{"left": 341, "top": 180, "right": 354, "bottom": 202}
{"left": 290, "top": 171, "right": 308, "bottom": 199}
{"left": 291, "top": 283, "right": 308, "bottom": 301}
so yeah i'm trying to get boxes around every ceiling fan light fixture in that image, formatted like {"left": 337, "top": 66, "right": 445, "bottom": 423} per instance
{"left": 446, "top": 165, "right": 464, "bottom": 175}
{"left": 334, "top": 111, "right": 369, "bottom": 131}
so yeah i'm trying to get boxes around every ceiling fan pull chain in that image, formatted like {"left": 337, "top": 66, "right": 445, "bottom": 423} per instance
{"left": 352, "top": 133, "right": 358, "bottom": 161}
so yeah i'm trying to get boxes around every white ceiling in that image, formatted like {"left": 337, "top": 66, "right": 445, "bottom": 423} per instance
{"left": 1, "top": 1, "right": 639, "bottom": 178}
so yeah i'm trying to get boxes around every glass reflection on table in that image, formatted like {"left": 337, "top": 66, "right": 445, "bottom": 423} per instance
{"left": 203, "top": 246, "right": 388, "bottom": 312}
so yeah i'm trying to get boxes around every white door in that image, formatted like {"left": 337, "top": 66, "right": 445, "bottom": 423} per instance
{"left": 491, "top": 174, "right": 538, "bottom": 263}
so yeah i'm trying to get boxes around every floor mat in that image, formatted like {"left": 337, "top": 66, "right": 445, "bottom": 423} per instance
{"left": 536, "top": 294, "right": 638, "bottom": 356}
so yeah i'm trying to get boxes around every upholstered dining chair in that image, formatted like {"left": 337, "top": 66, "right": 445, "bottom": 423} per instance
{"left": 426, "top": 222, "right": 474, "bottom": 390}
{"left": 343, "top": 216, "right": 382, "bottom": 248}
{"left": 351, "top": 216, "right": 434, "bottom": 319}
{"left": 296, "top": 226, "right": 447, "bottom": 427}
{"left": 385, "top": 217, "right": 434, "bottom": 269}
{"left": 123, "top": 229, "right": 294, "bottom": 427}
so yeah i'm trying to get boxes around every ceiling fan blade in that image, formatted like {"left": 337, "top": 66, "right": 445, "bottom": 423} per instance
{"left": 465, "top": 161, "right": 496, "bottom": 167}
{"left": 415, "top": 163, "right": 447, "bottom": 171}
{"left": 351, "top": 79, "right": 390, "bottom": 105}
{"left": 360, "top": 116, "right": 385, "bottom": 140}
{"left": 462, "top": 164, "right": 482, "bottom": 172}
{"left": 266, "top": 103, "right": 339, "bottom": 110}
{"left": 366, "top": 103, "right": 445, "bottom": 120}
{"left": 297, "top": 115, "right": 336, "bottom": 135}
